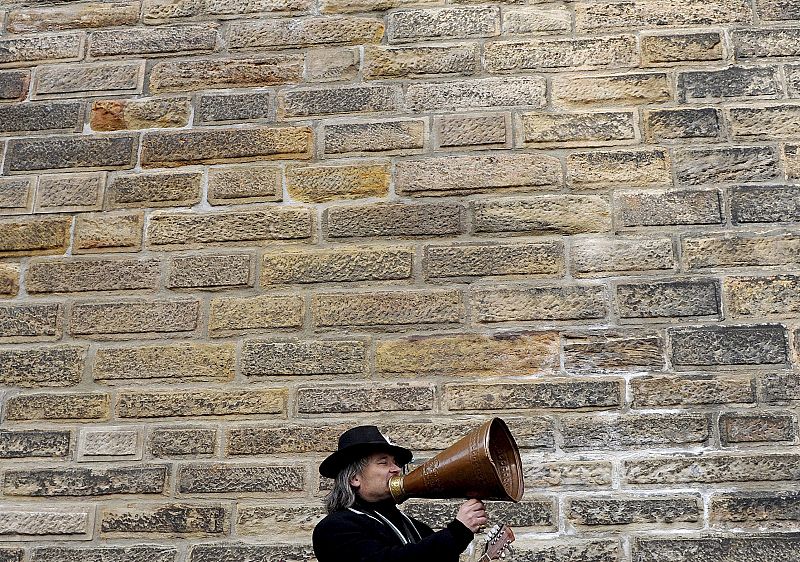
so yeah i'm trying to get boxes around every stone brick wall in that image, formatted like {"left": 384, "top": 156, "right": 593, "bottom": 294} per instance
{"left": 1, "top": 0, "right": 800, "bottom": 560}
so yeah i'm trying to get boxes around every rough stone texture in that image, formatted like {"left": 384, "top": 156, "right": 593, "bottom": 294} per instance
{"left": 616, "top": 280, "right": 720, "bottom": 319}
{"left": 614, "top": 189, "right": 722, "bottom": 227}
{"left": 425, "top": 241, "right": 564, "bottom": 279}
{"left": 5, "top": 135, "right": 136, "bottom": 173}
{"left": 445, "top": 379, "right": 622, "bottom": 411}
{"left": 34, "top": 62, "right": 143, "bottom": 97}
{"left": 94, "top": 343, "right": 235, "bottom": 382}
{"left": 682, "top": 233, "right": 800, "bottom": 270}
{"left": 297, "top": 384, "right": 435, "bottom": 413}
{"left": 0, "top": 303, "right": 61, "bottom": 341}
{"left": 91, "top": 98, "right": 190, "bottom": 131}
{"left": 644, "top": 108, "right": 721, "bottom": 141}
{"left": 36, "top": 173, "right": 104, "bottom": 212}
{"left": 236, "top": 504, "right": 325, "bottom": 536}
{"left": 188, "top": 544, "right": 313, "bottom": 562}
{"left": 70, "top": 299, "right": 199, "bottom": 336}
{"left": 31, "top": 546, "right": 176, "bottom": 562}
{"left": 719, "top": 413, "right": 796, "bottom": 444}
{"left": 149, "top": 56, "right": 303, "bottom": 93}
{"left": 552, "top": 73, "right": 670, "bottom": 107}
{"left": 568, "top": 496, "right": 701, "bottom": 526}
{"left": 7, "top": 3, "right": 140, "bottom": 33}
{"left": 312, "top": 289, "right": 462, "bottom": 328}
{"left": 0, "top": 430, "right": 71, "bottom": 459}
{"left": 625, "top": 454, "right": 800, "bottom": 484}
{"left": 177, "top": 464, "right": 304, "bottom": 494}
{"left": 508, "top": 540, "right": 619, "bottom": 562}
{"left": 197, "top": 92, "right": 272, "bottom": 124}
{"left": 168, "top": 254, "right": 252, "bottom": 289}
{"left": 388, "top": 6, "right": 499, "bottom": 43}
{"left": 100, "top": 504, "right": 225, "bottom": 535}
{"left": 208, "top": 165, "right": 281, "bottom": 204}
{"left": 572, "top": 237, "right": 675, "bottom": 277}
{"left": 142, "top": 0, "right": 312, "bottom": 20}
{"left": 522, "top": 111, "right": 635, "bottom": 146}
{"left": 575, "top": 0, "right": 752, "bottom": 31}
{"left": 150, "top": 428, "right": 217, "bottom": 457}
{"left": 560, "top": 414, "right": 710, "bottom": 450}
{"left": 225, "top": 424, "right": 343, "bottom": 455}
{"left": 89, "top": 25, "right": 218, "bottom": 57}
{"left": 74, "top": 212, "right": 143, "bottom": 253}
{"left": 405, "top": 77, "right": 545, "bottom": 112}
{"left": 678, "top": 66, "right": 780, "bottom": 102}
{"left": 563, "top": 332, "right": 665, "bottom": 374}
{"left": 118, "top": 388, "right": 286, "bottom": 418}
{"left": 279, "top": 84, "right": 398, "bottom": 117}
{"left": 107, "top": 172, "right": 202, "bottom": 208}
{"left": 0, "top": 71, "right": 30, "bottom": 101}
{"left": 711, "top": 492, "right": 800, "bottom": 526}
{"left": 485, "top": 36, "right": 638, "bottom": 72}
{"left": 27, "top": 258, "right": 158, "bottom": 293}
{"left": 731, "top": 185, "right": 800, "bottom": 224}
{"left": 725, "top": 275, "right": 800, "bottom": 317}
{"left": 263, "top": 246, "right": 411, "bottom": 285}
{"left": 0, "top": 507, "right": 91, "bottom": 537}
{"left": 241, "top": 339, "right": 367, "bottom": 376}
{"left": 568, "top": 149, "right": 670, "bottom": 188}
{"left": 0, "top": 34, "right": 82, "bottom": 66}
{"left": 472, "top": 196, "right": 612, "bottom": 236}
{"left": 228, "top": 16, "right": 383, "bottom": 49}
{"left": 6, "top": 393, "right": 109, "bottom": 421}
{"left": 641, "top": 32, "right": 724, "bottom": 65}
{"left": 0, "top": 265, "right": 20, "bottom": 297}
{"left": 670, "top": 325, "right": 789, "bottom": 367}
{"left": 80, "top": 428, "right": 139, "bottom": 457}
{"left": 325, "top": 202, "right": 464, "bottom": 239}
{"left": 632, "top": 376, "right": 755, "bottom": 408}
{"left": 472, "top": 285, "right": 607, "bottom": 322}
{"left": 0, "top": 346, "right": 86, "bottom": 388}
{"left": 0, "top": 101, "right": 82, "bottom": 134}
{"left": 0, "top": 179, "right": 32, "bottom": 211}
{"left": 363, "top": 44, "right": 478, "bottom": 80}
{"left": 436, "top": 113, "right": 507, "bottom": 148}
{"left": 3, "top": 466, "right": 168, "bottom": 496}
{"left": 323, "top": 119, "right": 424, "bottom": 155}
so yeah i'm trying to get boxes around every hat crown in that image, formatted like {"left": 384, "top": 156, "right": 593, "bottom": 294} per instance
{"left": 338, "top": 425, "right": 386, "bottom": 450}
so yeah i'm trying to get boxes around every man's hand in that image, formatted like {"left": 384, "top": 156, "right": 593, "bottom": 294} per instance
{"left": 455, "top": 498, "right": 487, "bottom": 533}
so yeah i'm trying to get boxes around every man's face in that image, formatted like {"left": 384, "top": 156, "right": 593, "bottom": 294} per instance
{"left": 350, "top": 451, "right": 402, "bottom": 502}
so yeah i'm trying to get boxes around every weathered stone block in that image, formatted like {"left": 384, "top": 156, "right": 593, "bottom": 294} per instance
{"left": 118, "top": 389, "right": 286, "bottom": 418}
{"left": 572, "top": 237, "right": 675, "bottom": 277}
{"left": 756, "top": 0, "right": 800, "bottom": 20}
{"left": 0, "top": 303, "right": 60, "bottom": 342}
{"left": 636, "top": 536, "right": 800, "bottom": 562}
{"left": 568, "top": 149, "right": 670, "bottom": 188}
{"left": 732, "top": 185, "right": 800, "bottom": 223}
{"left": 107, "top": 171, "right": 202, "bottom": 208}
{"left": 762, "top": 373, "right": 800, "bottom": 402}
{"left": 725, "top": 275, "right": 800, "bottom": 317}
{"left": 615, "top": 189, "right": 722, "bottom": 227}
{"left": 188, "top": 544, "right": 313, "bottom": 562}
{"left": 616, "top": 280, "right": 720, "bottom": 319}
{"left": 364, "top": 44, "right": 477, "bottom": 80}
{"left": 471, "top": 196, "right": 612, "bottom": 236}
{"left": 0, "top": 71, "right": 29, "bottom": 101}
{"left": 31, "top": 546, "right": 176, "bottom": 562}
{"left": 425, "top": 241, "right": 564, "bottom": 279}
{"left": 0, "top": 548, "right": 21, "bottom": 562}
{"left": 407, "top": 499, "right": 554, "bottom": 530}
{"left": 94, "top": 342, "right": 235, "bottom": 382}
{"left": 786, "top": 143, "right": 800, "bottom": 176}
{"left": 0, "top": 101, "right": 82, "bottom": 134}
{"left": 506, "top": 540, "right": 619, "bottom": 562}
{"left": 388, "top": 6, "right": 498, "bottom": 42}
{"left": 671, "top": 325, "right": 788, "bottom": 367}
{"left": 35, "top": 62, "right": 142, "bottom": 97}
{"left": 5, "top": 135, "right": 136, "bottom": 173}
{"left": 503, "top": 6, "right": 572, "bottom": 34}
{"left": 678, "top": 66, "right": 780, "bottom": 101}
{"left": 141, "top": 126, "right": 311, "bottom": 167}
{"left": 0, "top": 34, "right": 82, "bottom": 66}
{"left": 524, "top": 460, "right": 613, "bottom": 489}
{"left": 730, "top": 104, "right": 800, "bottom": 138}
{"left": 91, "top": 97, "right": 190, "bottom": 131}
{"left": 396, "top": 153, "right": 561, "bottom": 196}
{"left": 0, "top": 430, "right": 71, "bottom": 459}
{"left": 286, "top": 162, "right": 387, "bottom": 203}
{"left": 0, "top": 264, "right": 20, "bottom": 297}
{"left": 80, "top": 428, "right": 139, "bottom": 458}
{"left": 279, "top": 84, "right": 398, "bottom": 117}
{"left": 313, "top": 289, "right": 461, "bottom": 328}
{"left": 168, "top": 254, "right": 252, "bottom": 289}
{"left": 0, "top": 506, "right": 91, "bottom": 538}
{"left": 3, "top": 466, "right": 168, "bottom": 496}
{"left": 197, "top": 92, "right": 272, "bottom": 124}
{"left": 236, "top": 504, "right": 325, "bottom": 537}
{"left": 7, "top": 2, "right": 140, "bottom": 33}
{"left": 148, "top": 207, "right": 313, "bottom": 247}
{"left": 150, "top": 56, "right": 303, "bottom": 93}
{"left": 641, "top": 32, "right": 723, "bottom": 64}
{"left": 376, "top": 331, "right": 559, "bottom": 375}
{"left": 150, "top": 428, "right": 217, "bottom": 457}
{"left": 683, "top": 233, "right": 800, "bottom": 269}
{"left": 297, "top": 384, "right": 435, "bottom": 413}
{"left": 101, "top": 504, "right": 226, "bottom": 535}
{"left": 5, "top": 393, "right": 109, "bottom": 421}
{"left": 0, "top": 346, "right": 86, "bottom": 388}
{"left": 36, "top": 172, "right": 103, "bottom": 211}
{"left": 436, "top": 113, "right": 507, "bottom": 148}
{"left": 208, "top": 165, "right": 281, "bottom": 204}
{"left": 568, "top": 496, "right": 701, "bottom": 526}
{"left": 325, "top": 202, "right": 464, "bottom": 239}
{"left": 178, "top": 464, "right": 304, "bottom": 494}
{"left": 74, "top": 212, "right": 143, "bottom": 253}
{"left": 0, "top": 178, "right": 32, "bottom": 210}
{"left": 711, "top": 492, "right": 800, "bottom": 526}
{"left": 552, "top": 73, "right": 670, "bottom": 106}
{"left": 733, "top": 28, "right": 800, "bottom": 59}
{"left": 262, "top": 246, "right": 411, "bottom": 285}
{"left": 226, "top": 424, "right": 343, "bottom": 455}
{"left": 143, "top": 0, "right": 312, "bottom": 21}
{"left": 320, "top": 0, "right": 437, "bottom": 12}
{"left": 575, "top": 0, "right": 752, "bottom": 31}
{"left": 445, "top": 379, "right": 622, "bottom": 411}
{"left": 209, "top": 294, "right": 302, "bottom": 334}
{"left": 521, "top": 111, "right": 635, "bottom": 146}
{"left": 486, "top": 35, "right": 637, "bottom": 72}
{"left": 632, "top": 375, "right": 755, "bottom": 407}
{"left": 720, "top": 413, "right": 796, "bottom": 444}
{"left": 405, "top": 77, "right": 545, "bottom": 111}
{"left": 625, "top": 454, "right": 800, "bottom": 484}
{"left": 675, "top": 146, "right": 779, "bottom": 185}
{"left": 472, "top": 285, "right": 607, "bottom": 322}
{"left": 241, "top": 339, "right": 367, "bottom": 376}
{"left": 561, "top": 414, "right": 710, "bottom": 450}
{"left": 563, "top": 332, "right": 666, "bottom": 373}
{"left": 323, "top": 119, "right": 424, "bottom": 155}
{"left": 27, "top": 258, "right": 158, "bottom": 293}
{"left": 229, "top": 16, "right": 383, "bottom": 49}
{"left": 644, "top": 108, "right": 721, "bottom": 141}
{"left": 89, "top": 25, "right": 217, "bottom": 57}
{"left": 70, "top": 299, "right": 199, "bottom": 336}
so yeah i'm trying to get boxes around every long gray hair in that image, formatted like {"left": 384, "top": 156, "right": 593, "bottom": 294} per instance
{"left": 324, "top": 456, "right": 370, "bottom": 513}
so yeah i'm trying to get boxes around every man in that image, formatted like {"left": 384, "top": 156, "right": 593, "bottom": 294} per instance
{"left": 313, "top": 425, "right": 487, "bottom": 562}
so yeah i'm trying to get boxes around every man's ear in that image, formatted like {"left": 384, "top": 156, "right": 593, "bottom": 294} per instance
{"left": 350, "top": 473, "right": 361, "bottom": 488}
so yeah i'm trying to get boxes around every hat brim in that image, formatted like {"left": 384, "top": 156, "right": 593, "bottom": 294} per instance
{"left": 319, "top": 442, "right": 413, "bottom": 479}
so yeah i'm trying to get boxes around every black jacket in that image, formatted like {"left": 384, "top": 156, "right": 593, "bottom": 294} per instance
{"left": 312, "top": 499, "right": 474, "bottom": 562}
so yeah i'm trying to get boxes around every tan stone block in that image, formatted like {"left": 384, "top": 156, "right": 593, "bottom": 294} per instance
{"left": 148, "top": 207, "right": 313, "bottom": 248}
{"left": 376, "top": 331, "right": 559, "bottom": 375}
{"left": 632, "top": 375, "right": 755, "bottom": 408}
{"left": 306, "top": 48, "right": 359, "bottom": 82}
{"left": 70, "top": 299, "right": 199, "bottom": 336}
{"left": 472, "top": 196, "right": 612, "bottom": 236}
{"left": 729, "top": 104, "right": 800, "bottom": 139}
{"left": 323, "top": 119, "right": 424, "bottom": 156}
{"left": 472, "top": 285, "right": 608, "bottom": 322}
{"left": 168, "top": 254, "right": 252, "bottom": 289}
{"left": 405, "top": 76, "right": 545, "bottom": 112}
{"left": 88, "top": 24, "right": 217, "bottom": 57}
{"left": 286, "top": 162, "right": 389, "bottom": 203}
{"left": 312, "top": 289, "right": 462, "bottom": 328}
{"left": 568, "top": 149, "right": 670, "bottom": 188}
{"left": 387, "top": 6, "right": 499, "bottom": 43}
{"left": 0, "top": 303, "right": 61, "bottom": 342}
{"left": 484, "top": 36, "right": 637, "bottom": 72}
{"left": 0, "top": 216, "right": 71, "bottom": 258}
{"left": 0, "top": 178, "right": 32, "bottom": 211}
{"left": 142, "top": 0, "right": 312, "bottom": 21}
{"left": 236, "top": 504, "right": 324, "bottom": 538}
{"left": 79, "top": 427, "right": 140, "bottom": 458}
{"left": 576, "top": 0, "right": 752, "bottom": 31}
{"left": 0, "top": 34, "right": 83, "bottom": 67}
{"left": 436, "top": 113, "right": 507, "bottom": 148}
{"left": 209, "top": 294, "right": 303, "bottom": 334}
{"left": 425, "top": 241, "right": 564, "bottom": 279}
{"left": 100, "top": 503, "right": 226, "bottom": 536}
{"left": 297, "top": 383, "right": 434, "bottom": 413}
{"left": 564, "top": 331, "right": 665, "bottom": 374}
{"left": 149, "top": 56, "right": 303, "bottom": 93}
{"left": 523, "top": 459, "right": 613, "bottom": 489}
{"left": 571, "top": 237, "right": 675, "bottom": 277}
{"left": 445, "top": 379, "right": 622, "bottom": 411}
{"left": 682, "top": 233, "right": 800, "bottom": 270}
{"left": 0, "top": 346, "right": 86, "bottom": 388}
{"left": 641, "top": 32, "right": 724, "bottom": 65}
{"left": 363, "top": 44, "right": 477, "bottom": 80}
{"left": 107, "top": 171, "right": 202, "bottom": 208}
{"left": 226, "top": 423, "right": 343, "bottom": 455}
{"left": 397, "top": 153, "right": 562, "bottom": 197}
{"left": 0, "top": 70, "right": 30, "bottom": 102}
{"left": 177, "top": 463, "right": 304, "bottom": 495}
{"left": 241, "top": 339, "right": 367, "bottom": 376}
{"left": 117, "top": 388, "right": 286, "bottom": 418}
{"left": 6, "top": 135, "right": 135, "bottom": 173}
{"left": 91, "top": 98, "right": 190, "bottom": 131}
{"left": 74, "top": 212, "right": 143, "bottom": 253}
{"left": 36, "top": 173, "right": 104, "bottom": 212}
{"left": 229, "top": 16, "right": 383, "bottom": 49}
{"left": 0, "top": 264, "right": 20, "bottom": 297}
{"left": 521, "top": 111, "right": 635, "bottom": 146}
{"left": 262, "top": 245, "right": 412, "bottom": 285}
{"left": 208, "top": 165, "right": 282, "bottom": 205}
{"left": 553, "top": 73, "right": 670, "bottom": 106}
{"left": 5, "top": 393, "right": 110, "bottom": 421}
{"left": 27, "top": 257, "right": 159, "bottom": 293}
{"left": 7, "top": 2, "right": 141, "bottom": 33}
{"left": 787, "top": 145, "right": 800, "bottom": 180}
{"left": 141, "top": 126, "right": 311, "bottom": 168}
{"left": 725, "top": 275, "right": 800, "bottom": 317}
{"left": 34, "top": 61, "right": 143, "bottom": 97}
{"left": 320, "top": 0, "right": 439, "bottom": 13}
{"left": 94, "top": 342, "right": 235, "bottom": 382}
{"left": 325, "top": 202, "right": 463, "bottom": 239}
{"left": 502, "top": 7, "right": 572, "bottom": 34}
{"left": 280, "top": 84, "right": 399, "bottom": 117}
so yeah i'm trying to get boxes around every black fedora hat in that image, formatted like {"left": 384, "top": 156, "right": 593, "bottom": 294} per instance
{"left": 319, "top": 425, "right": 413, "bottom": 479}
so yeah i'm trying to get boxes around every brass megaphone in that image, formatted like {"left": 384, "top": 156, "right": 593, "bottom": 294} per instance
{"left": 388, "top": 417, "right": 524, "bottom": 504}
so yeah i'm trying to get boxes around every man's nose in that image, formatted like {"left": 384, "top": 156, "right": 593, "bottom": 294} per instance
{"left": 389, "top": 462, "right": 401, "bottom": 474}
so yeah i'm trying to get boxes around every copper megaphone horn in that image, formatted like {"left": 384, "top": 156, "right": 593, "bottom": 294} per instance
{"left": 388, "top": 417, "right": 524, "bottom": 504}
